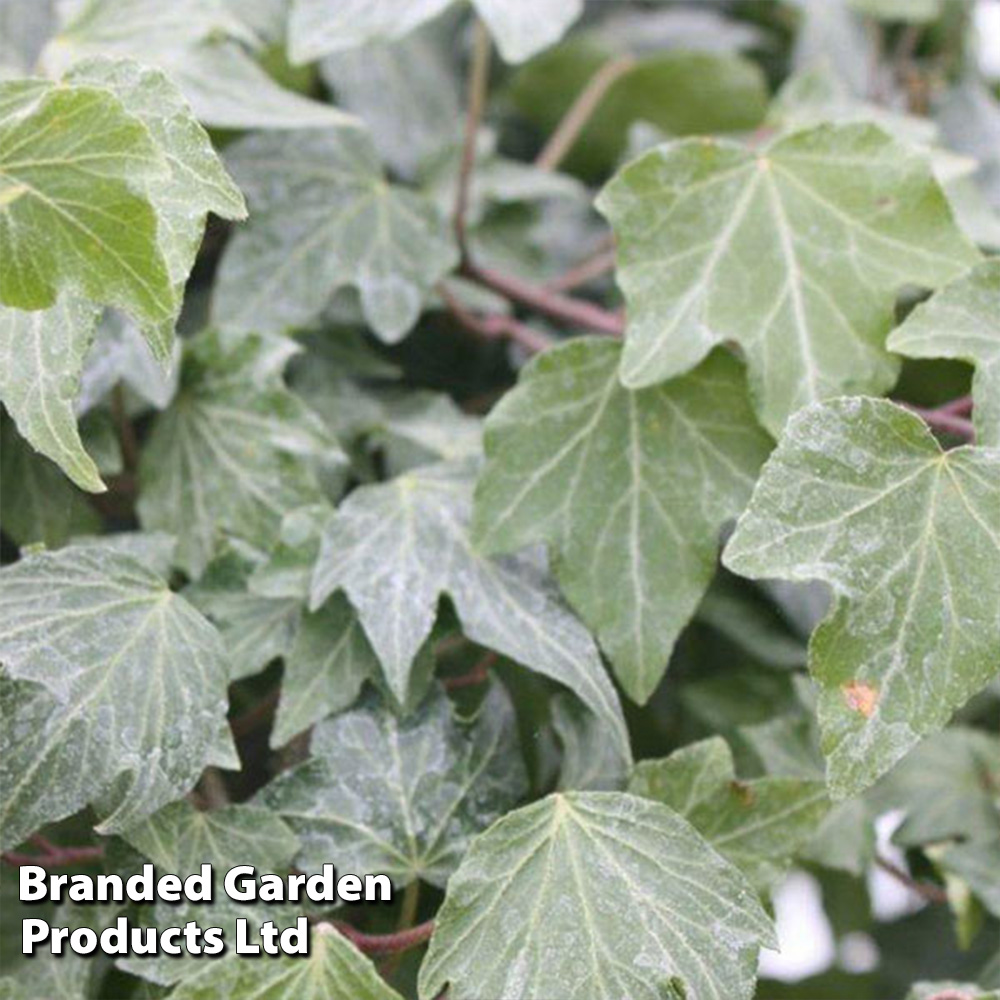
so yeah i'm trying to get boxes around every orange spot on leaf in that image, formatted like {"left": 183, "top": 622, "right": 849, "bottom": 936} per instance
{"left": 842, "top": 680, "right": 878, "bottom": 718}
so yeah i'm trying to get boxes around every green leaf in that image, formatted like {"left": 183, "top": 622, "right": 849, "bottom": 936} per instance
{"left": 875, "top": 727, "right": 1000, "bottom": 848}
{"left": 185, "top": 547, "right": 300, "bottom": 681}
{"left": 629, "top": 737, "right": 830, "bottom": 889}
{"left": 263, "top": 682, "right": 527, "bottom": 888}
{"left": 850, "top": 0, "right": 942, "bottom": 21}
{"left": 510, "top": 42, "right": 768, "bottom": 179}
{"left": 213, "top": 126, "right": 457, "bottom": 343}
{"left": 271, "top": 594, "right": 380, "bottom": 747}
{"left": 596, "top": 123, "right": 979, "bottom": 434}
{"left": 170, "top": 922, "right": 404, "bottom": 1000}
{"left": 889, "top": 258, "right": 1000, "bottom": 446}
{"left": 77, "top": 310, "right": 180, "bottom": 415}
{"left": 310, "top": 460, "right": 630, "bottom": 762}
{"left": 137, "top": 329, "right": 341, "bottom": 578}
{"left": 0, "top": 417, "right": 101, "bottom": 547}
{"left": 0, "top": 542, "right": 232, "bottom": 846}
{"left": 474, "top": 339, "right": 771, "bottom": 702}
{"left": 418, "top": 791, "right": 776, "bottom": 1000}
{"left": 44, "top": 0, "right": 351, "bottom": 130}
{"left": 320, "top": 24, "right": 461, "bottom": 178}
{"left": 65, "top": 57, "right": 247, "bottom": 355}
{"left": 0, "top": 80, "right": 176, "bottom": 332}
{"left": 942, "top": 839, "right": 1000, "bottom": 920}
{"left": 551, "top": 691, "right": 628, "bottom": 792}
{"left": 289, "top": 0, "right": 583, "bottom": 66}
{"left": 724, "top": 397, "right": 1000, "bottom": 797}
{"left": 0, "top": 295, "right": 102, "bottom": 491}
{"left": 123, "top": 799, "right": 299, "bottom": 873}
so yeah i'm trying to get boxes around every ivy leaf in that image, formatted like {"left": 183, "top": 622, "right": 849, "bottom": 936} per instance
{"left": 77, "top": 310, "right": 180, "bottom": 416}
{"left": 289, "top": 0, "right": 583, "bottom": 66}
{"left": 0, "top": 79, "right": 175, "bottom": 330}
{"left": 0, "top": 543, "right": 232, "bottom": 847}
{"left": 418, "top": 791, "right": 776, "bottom": 1000}
{"left": 170, "top": 923, "right": 404, "bottom": 1000}
{"left": 0, "top": 295, "right": 103, "bottom": 491}
{"left": 724, "top": 398, "right": 1000, "bottom": 797}
{"left": 43, "top": 0, "right": 351, "bottom": 130}
{"left": 137, "top": 330, "right": 341, "bottom": 578}
{"left": 213, "top": 126, "right": 457, "bottom": 343}
{"left": 65, "top": 57, "right": 247, "bottom": 356}
{"left": 875, "top": 727, "right": 1000, "bottom": 848}
{"left": 263, "top": 683, "right": 527, "bottom": 888}
{"left": 888, "top": 258, "right": 1000, "bottom": 446}
{"left": 597, "top": 123, "right": 979, "bottom": 434}
{"left": 941, "top": 839, "right": 1000, "bottom": 919}
{"left": 271, "top": 594, "right": 380, "bottom": 748}
{"left": 474, "top": 339, "right": 771, "bottom": 702}
{"left": 0, "top": 417, "right": 101, "bottom": 547}
{"left": 629, "top": 737, "right": 830, "bottom": 889}
{"left": 551, "top": 692, "right": 628, "bottom": 792}
{"left": 185, "top": 548, "right": 300, "bottom": 681}
{"left": 123, "top": 799, "right": 299, "bottom": 874}
{"left": 310, "top": 460, "right": 630, "bottom": 762}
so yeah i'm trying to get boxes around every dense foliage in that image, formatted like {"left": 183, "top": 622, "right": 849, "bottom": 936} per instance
{"left": 1, "top": 1, "right": 998, "bottom": 998}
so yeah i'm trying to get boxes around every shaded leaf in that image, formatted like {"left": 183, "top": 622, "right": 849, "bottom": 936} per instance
{"left": 310, "top": 460, "right": 630, "bottom": 761}
{"left": 629, "top": 737, "right": 830, "bottom": 889}
{"left": 44, "top": 0, "right": 350, "bottom": 130}
{"left": 474, "top": 340, "right": 771, "bottom": 702}
{"left": 263, "top": 683, "right": 527, "bottom": 888}
{"left": 170, "top": 922, "right": 404, "bottom": 1000}
{"left": 123, "top": 799, "right": 299, "bottom": 873}
{"left": 419, "top": 791, "right": 776, "bottom": 1000}
{"left": 271, "top": 594, "right": 380, "bottom": 747}
{"left": 0, "top": 543, "right": 232, "bottom": 846}
{"left": 725, "top": 398, "right": 1000, "bottom": 796}
{"left": 289, "top": 0, "right": 583, "bottom": 66}
{"left": 597, "top": 123, "right": 978, "bottom": 434}
{"left": 551, "top": 691, "right": 628, "bottom": 792}
{"left": 137, "top": 330, "right": 340, "bottom": 578}
{"left": 889, "top": 258, "right": 1000, "bottom": 446}
{"left": 213, "top": 126, "right": 457, "bottom": 343}
{"left": 0, "top": 416, "right": 101, "bottom": 547}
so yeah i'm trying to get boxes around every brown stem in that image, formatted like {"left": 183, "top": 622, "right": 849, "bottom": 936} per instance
{"left": 3, "top": 835, "right": 105, "bottom": 868}
{"left": 438, "top": 283, "right": 553, "bottom": 355}
{"left": 875, "top": 854, "right": 948, "bottom": 904}
{"left": 332, "top": 918, "right": 435, "bottom": 956}
{"left": 534, "top": 55, "right": 636, "bottom": 172}
{"left": 453, "top": 19, "right": 492, "bottom": 262}
{"left": 112, "top": 383, "right": 140, "bottom": 475}
{"left": 464, "top": 262, "right": 624, "bottom": 336}
{"left": 197, "top": 767, "right": 230, "bottom": 809}
{"left": 544, "top": 246, "right": 617, "bottom": 294}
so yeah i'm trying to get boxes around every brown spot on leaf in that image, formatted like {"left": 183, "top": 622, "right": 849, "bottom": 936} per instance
{"left": 730, "top": 781, "right": 756, "bottom": 807}
{"left": 842, "top": 680, "right": 878, "bottom": 718}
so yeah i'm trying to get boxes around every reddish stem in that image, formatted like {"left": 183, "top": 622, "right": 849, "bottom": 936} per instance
{"left": 465, "top": 262, "right": 624, "bottom": 337}
{"left": 544, "top": 247, "right": 617, "bottom": 294}
{"left": 443, "top": 651, "right": 497, "bottom": 692}
{"left": 904, "top": 403, "right": 975, "bottom": 441}
{"left": 439, "top": 283, "right": 553, "bottom": 355}
{"left": 333, "top": 918, "right": 435, "bottom": 955}
{"left": 3, "top": 835, "right": 105, "bottom": 868}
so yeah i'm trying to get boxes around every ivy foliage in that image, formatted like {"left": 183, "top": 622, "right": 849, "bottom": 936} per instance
{"left": 0, "top": 2, "right": 998, "bottom": 999}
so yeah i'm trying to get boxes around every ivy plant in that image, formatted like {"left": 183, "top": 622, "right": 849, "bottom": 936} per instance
{"left": 1, "top": 1, "right": 998, "bottom": 999}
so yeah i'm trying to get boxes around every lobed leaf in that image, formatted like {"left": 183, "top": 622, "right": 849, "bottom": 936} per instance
{"left": 725, "top": 397, "right": 1000, "bottom": 796}
{"left": 474, "top": 339, "right": 771, "bottom": 702}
